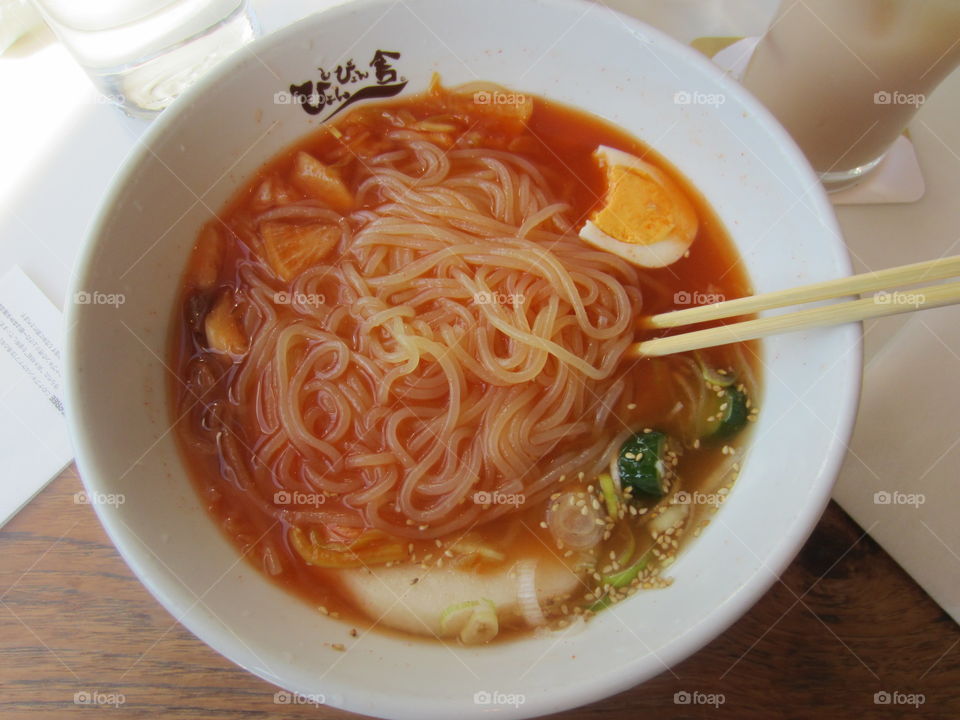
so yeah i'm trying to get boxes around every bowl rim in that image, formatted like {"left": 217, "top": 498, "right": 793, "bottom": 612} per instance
{"left": 63, "top": 0, "right": 862, "bottom": 718}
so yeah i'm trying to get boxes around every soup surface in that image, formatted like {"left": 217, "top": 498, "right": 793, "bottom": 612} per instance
{"left": 172, "top": 82, "right": 760, "bottom": 644}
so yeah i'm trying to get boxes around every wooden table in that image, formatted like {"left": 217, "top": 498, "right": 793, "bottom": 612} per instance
{"left": 2, "top": 466, "right": 957, "bottom": 719}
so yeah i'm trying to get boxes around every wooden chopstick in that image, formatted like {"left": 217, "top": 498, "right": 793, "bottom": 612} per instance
{"left": 631, "top": 278, "right": 960, "bottom": 358}
{"left": 643, "top": 254, "right": 960, "bottom": 329}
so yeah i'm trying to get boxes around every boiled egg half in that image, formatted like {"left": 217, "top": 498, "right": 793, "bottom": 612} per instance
{"left": 579, "top": 145, "right": 698, "bottom": 268}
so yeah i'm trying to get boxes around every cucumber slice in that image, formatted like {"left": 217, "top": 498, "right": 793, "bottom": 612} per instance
{"left": 618, "top": 431, "right": 671, "bottom": 499}
{"left": 702, "top": 385, "right": 749, "bottom": 439}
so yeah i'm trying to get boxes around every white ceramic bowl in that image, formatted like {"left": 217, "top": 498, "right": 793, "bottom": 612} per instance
{"left": 64, "top": 1, "right": 861, "bottom": 718}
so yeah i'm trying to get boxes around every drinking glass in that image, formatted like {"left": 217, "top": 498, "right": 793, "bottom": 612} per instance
{"left": 741, "top": 0, "right": 960, "bottom": 191}
{"left": 31, "top": 0, "right": 259, "bottom": 118}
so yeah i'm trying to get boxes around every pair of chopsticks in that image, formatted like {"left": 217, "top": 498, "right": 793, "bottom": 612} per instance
{"left": 631, "top": 254, "right": 960, "bottom": 357}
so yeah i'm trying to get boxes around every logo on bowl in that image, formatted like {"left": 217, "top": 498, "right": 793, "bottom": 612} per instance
{"left": 281, "top": 49, "right": 408, "bottom": 121}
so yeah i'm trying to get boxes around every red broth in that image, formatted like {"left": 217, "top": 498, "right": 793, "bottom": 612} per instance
{"left": 170, "top": 85, "right": 760, "bottom": 640}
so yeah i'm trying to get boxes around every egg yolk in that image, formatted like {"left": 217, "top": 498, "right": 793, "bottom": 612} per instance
{"left": 591, "top": 166, "right": 680, "bottom": 246}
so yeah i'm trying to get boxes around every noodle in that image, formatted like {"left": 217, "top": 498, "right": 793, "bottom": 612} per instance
{"left": 199, "top": 130, "right": 644, "bottom": 539}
